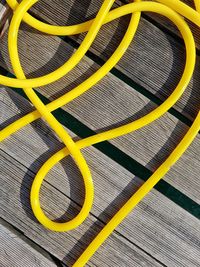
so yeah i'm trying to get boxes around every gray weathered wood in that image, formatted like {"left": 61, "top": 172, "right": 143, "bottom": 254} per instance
{"left": 29, "top": 0, "right": 200, "bottom": 121}
{"left": 0, "top": 219, "right": 61, "bottom": 267}
{"left": 0, "top": 151, "right": 164, "bottom": 267}
{"left": 141, "top": 0, "right": 200, "bottom": 51}
{"left": 0, "top": 27, "right": 199, "bottom": 203}
{"left": 1, "top": 89, "right": 200, "bottom": 266}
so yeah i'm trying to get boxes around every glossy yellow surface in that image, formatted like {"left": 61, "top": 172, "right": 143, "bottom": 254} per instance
{"left": 1, "top": 0, "right": 200, "bottom": 266}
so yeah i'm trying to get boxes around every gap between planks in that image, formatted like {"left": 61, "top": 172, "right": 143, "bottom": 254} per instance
{"left": 0, "top": 217, "right": 66, "bottom": 267}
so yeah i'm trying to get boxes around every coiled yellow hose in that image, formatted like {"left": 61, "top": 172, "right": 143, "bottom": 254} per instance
{"left": 0, "top": 0, "right": 200, "bottom": 266}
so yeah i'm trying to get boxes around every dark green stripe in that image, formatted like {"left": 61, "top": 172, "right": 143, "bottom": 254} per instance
{"left": 0, "top": 65, "right": 9, "bottom": 76}
{"left": 7, "top": 80, "right": 200, "bottom": 219}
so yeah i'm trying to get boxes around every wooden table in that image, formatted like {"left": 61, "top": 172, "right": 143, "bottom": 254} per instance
{"left": 0, "top": 0, "right": 200, "bottom": 266}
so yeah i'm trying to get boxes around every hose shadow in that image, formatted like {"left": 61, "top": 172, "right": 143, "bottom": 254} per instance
{"left": 145, "top": 54, "right": 200, "bottom": 172}
{"left": 63, "top": 176, "right": 143, "bottom": 266}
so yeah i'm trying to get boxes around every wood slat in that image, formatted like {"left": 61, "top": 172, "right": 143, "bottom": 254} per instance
{"left": 1, "top": 89, "right": 200, "bottom": 266}
{"left": 0, "top": 219, "right": 61, "bottom": 267}
{"left": 29, "top": 0, "right": 200, "bottom": 121}
{"left": 0, "top": 27, "right": 199, "bottom": 204}
{"left": 142, "top": 0, "right": 200, "bottom": 51}
{"left": 1, "top": 156, "right": 152, "bottom": 267}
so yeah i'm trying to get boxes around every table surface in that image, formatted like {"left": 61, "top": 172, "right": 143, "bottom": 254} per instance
{"left": 0, "top": 0, "right": 200, "bottom": 266}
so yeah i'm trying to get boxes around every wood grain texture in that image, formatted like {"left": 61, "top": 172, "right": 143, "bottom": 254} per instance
{"left": 0, "top": 27, "right": 199, "bottom": 204}
{"left": 0, "top": 219, "right": 61, "bottom": 267}
{"left": 141, "top": 0, "right": 200, "bottom": 51}
{"left": 1, "top": 89, "right": 200, "bottom": 267}
{"left": 29, "top": 0, "right": 200, "bottom": 121}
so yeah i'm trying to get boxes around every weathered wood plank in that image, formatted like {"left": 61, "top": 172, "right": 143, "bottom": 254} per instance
{"left": 0, "top": 219, "right": 61, "bottom": 267}
{"left": 0, "top": 28, "right": 199, "bottom": 204}
{"left": 1, "top": 89, "right": 200, "bottom": 266}
{"left": 29, "top": 0, "right": 200, "bottom": 121}
{"left": 0, "top": 152, "right": 164, "bottom": 267}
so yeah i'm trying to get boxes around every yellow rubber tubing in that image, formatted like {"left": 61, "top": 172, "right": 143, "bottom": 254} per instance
{"left": 1, "top": 0, "right": 196, "bottom": 235}
{"left": 1, "top": 0, "right": 197, "bottom": 238}
{"left": 0, "top": 0, "right": 198, "bottom": 88}
{"left": 0, "top": 0, "right": 199, "bottom": 266}
{"left": 1, "top": 2, "right": 196, "bottom": 142}
{"left": 1, "top": 0, "right": 196, "bottom": 233}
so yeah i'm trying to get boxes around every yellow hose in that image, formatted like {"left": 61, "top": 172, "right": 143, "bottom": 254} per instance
{"left": 1, "top": 0, "right": 200, "bottom": 266}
